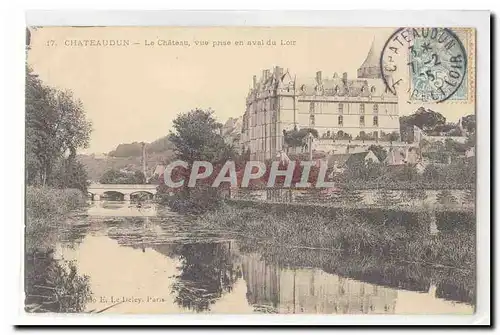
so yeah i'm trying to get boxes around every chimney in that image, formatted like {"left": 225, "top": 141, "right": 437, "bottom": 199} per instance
{"left": 342, "top": 72, "right": 348, "bottom": 83}
{"left": 262, "top": 69, "right": 270, "bottom": 81}
{"left": 316, "top": 71, "right": 322, "bottom": 84}
{"left": 253, "top": 75, "right": 257, "bottom": 88}
{"left": 274, "top": 66, "right": 283, "bottom": 80}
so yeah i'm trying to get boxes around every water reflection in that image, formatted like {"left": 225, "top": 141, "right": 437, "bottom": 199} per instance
{"left": 54, "top": 201, "right": 474, "bottom": 314}
{"left": 166, "top": 242, "right": 242, "bottom": 312}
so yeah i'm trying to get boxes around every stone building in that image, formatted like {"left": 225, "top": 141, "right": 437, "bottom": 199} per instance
{"left": 241, "top": 43, "right": 400, "bottom": 161}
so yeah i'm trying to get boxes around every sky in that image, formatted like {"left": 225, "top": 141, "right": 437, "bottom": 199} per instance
{"left": 27, "top": 27, "right": 475, "bottom": 154}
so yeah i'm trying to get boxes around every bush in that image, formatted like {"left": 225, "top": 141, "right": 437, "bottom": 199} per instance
{"left": 197, "top": 204, "right": 475, "bottom": 270}
{"left": 26, "top": 187, "right": 86, "bottom": 253}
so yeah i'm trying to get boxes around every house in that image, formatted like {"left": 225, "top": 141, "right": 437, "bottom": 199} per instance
{"left": 328, "top": 150, "right": 380, "bottom": 174}
{"left": 384, "top": 147, "right": 420, "bottom": 166}
{"left": 465, "top": 146, "right": 475, "bottom": 158}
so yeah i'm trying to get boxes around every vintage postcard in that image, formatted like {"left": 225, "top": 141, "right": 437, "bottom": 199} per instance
{"left": 22, "top": 13, "right": 488, "bottom": 325}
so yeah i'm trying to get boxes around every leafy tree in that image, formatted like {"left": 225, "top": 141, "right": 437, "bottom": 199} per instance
{"left": 399, "top": 107, "right": 446, "bottom": 142}
{"left": 422, "top": 164, "right": 443, "bottom": 182}
{"left": 390, "top": 165, "right": 419, "bottom": 182}
{"left": 465, "top": 132, "right": 475, "bottom": 149}
{"left": 99, "top": 169, "right": 145, "bottom": 184}
{"left": 461, "top": 114, "right": 476, "bottom": 133}
{"left": 410, "top": 107, "right": 446, "bottom": 131}
{"left": 342, "top": 159, "right": 385, "bottom": 182}
{"left": 26, "top": 67, "right": 92, "bottom": 186}
{"left": 283, "top": 127, "right": 318, "bottom": 148}
{"left": 169, "top": 109, "right": 235, "bottom": 164}
{"left": 51, "top": 159, "right": 90, "bottom": 193}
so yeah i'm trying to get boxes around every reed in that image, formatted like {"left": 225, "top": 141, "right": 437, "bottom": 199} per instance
{"left": 197, "top": 203, "right": 475, "bottom": 271}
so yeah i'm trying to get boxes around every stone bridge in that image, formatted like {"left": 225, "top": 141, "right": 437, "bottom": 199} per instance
{"left": 87, "top": 183, "right": 158, "bottom": 200}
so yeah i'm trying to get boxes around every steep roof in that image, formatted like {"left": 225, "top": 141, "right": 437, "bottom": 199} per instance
{"left": 328, "top": 151, "right": 377, "bottom": 167}
{"left": 328, "top": 153, "right": 352, "bottom": 167}
{"left": 357, "top": 40, "right": 383, "bottom": 79}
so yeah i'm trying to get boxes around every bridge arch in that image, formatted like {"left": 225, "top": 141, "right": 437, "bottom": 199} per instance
{"left": 87, "top": 184, "right": 158, "bottom": 201}
{"left": 130, "top": 191, "right": 155, "bottom": 201}
{"left": 102, "top": 191, "right": 126, "bottom": 201}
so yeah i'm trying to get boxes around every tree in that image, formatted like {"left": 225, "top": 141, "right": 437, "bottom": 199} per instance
{"left": 283, "top": 127, "right": 318, "bottom": 148}
{"left": 461, "top": 114, "right": 476, "bottom": 133}
{"left": 169, "top": 109, "right": 235, "bottom": 164}
{"left": 410, "top": 107, "right": 446, "bottom": 131}
{"left": 399, "top": 107, "right": 446, "bottom": 142}
{"left": 99, "top": 169, "right": 145, "bottom": 184}
{"left": 51, "top": 159, "right": 90, "bottom": 193}
{"left": 26, "top": 67, "right": 92, "bottom": 186}
{"left": 422, "top": 164, "right": 443, "bottom": 182}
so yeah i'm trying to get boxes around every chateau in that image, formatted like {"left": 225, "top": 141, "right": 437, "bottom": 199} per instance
{"left": 241, "top": 43, "right": 401, "bottom": 161}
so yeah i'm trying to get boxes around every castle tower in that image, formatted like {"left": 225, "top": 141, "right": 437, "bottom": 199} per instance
{"left": 357, "top": 40, "right": 382, "bottom": 79}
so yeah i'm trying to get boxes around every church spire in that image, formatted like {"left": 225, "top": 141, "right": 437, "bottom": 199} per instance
{"left": 357, "top": 39, "right": 382, "bottom": 79}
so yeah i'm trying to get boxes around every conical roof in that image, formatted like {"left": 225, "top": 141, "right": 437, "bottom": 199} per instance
{"left": 357, "top": 40, "right": 382, "bottom": 79}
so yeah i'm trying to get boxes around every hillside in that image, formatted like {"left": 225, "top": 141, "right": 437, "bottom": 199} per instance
{"left": 79, "top": 136, "right": 176, "bottom": 181}
{"left": 79, "top": 117, "right": 244, "bottom": 182}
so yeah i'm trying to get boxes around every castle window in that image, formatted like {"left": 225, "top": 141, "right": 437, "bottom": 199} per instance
{"left": 371, "top": 86, "right": 376, "bottom": 93}
{"left": 373, "top": 116, "right": 379, "bottom": 126}
{"left": 373, "top": 104, "right": 379, "bottom": 114}
{"left": 327, "top": 130, "right": 331, "bottom": 137}
{"left": 360, "top": 116, "right": 365, "bottom": 126}
{"left": 338, "top": 115, "right": 343, "bottom": 126}
{"left": 338, "top": 103, "right": 344, "bottom": 114}
{"left": 360, "top": 103, "right": 365, "bottom": 114}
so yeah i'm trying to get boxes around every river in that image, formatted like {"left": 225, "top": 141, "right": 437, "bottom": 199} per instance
{"left": 53, "top": 201, "right": 475, "bottom": 314}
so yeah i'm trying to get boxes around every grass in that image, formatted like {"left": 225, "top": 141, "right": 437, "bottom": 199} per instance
{"left": 197, "top": 203, "right": 475, "bottom": 271}
{"left": 26, "top": 186, "right": 87, "bottom": 254}
{"left": 25, "top": 186, "right": 91, "bottom": 313}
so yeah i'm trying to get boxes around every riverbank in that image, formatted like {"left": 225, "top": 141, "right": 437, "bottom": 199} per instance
{"left": 197, "top": 203, "right": 475, "bottom": 272}
{"left": 25, "top": 187, "right": 91, "bottom": 313}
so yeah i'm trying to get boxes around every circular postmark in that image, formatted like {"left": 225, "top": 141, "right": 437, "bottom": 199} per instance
{"left": 380, "top": 27, "right": 467, "bottom": 103}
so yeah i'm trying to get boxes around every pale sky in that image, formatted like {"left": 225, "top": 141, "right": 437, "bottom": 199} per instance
{"left": 27, "top": 27, "right": 475, "bottom": 154}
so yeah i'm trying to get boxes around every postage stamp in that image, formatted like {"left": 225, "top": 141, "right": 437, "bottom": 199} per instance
{"left": 380, "top": 27, "right": 475, "bottom": 104}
